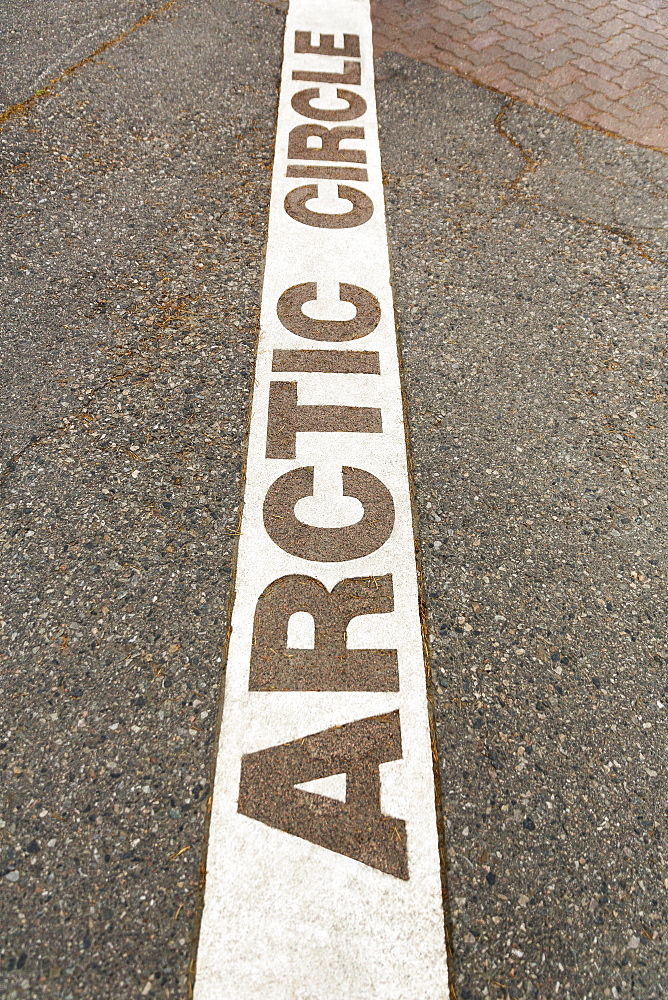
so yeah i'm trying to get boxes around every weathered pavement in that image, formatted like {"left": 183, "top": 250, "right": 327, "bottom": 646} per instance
{"left": 370, "top": 0, "right": 668, "bottom": 152}
{"left": 1, "top": 2, "right": 667, "bottom": 999}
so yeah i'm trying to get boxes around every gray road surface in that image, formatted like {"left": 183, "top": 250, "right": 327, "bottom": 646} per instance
{"left": 0, "top": 1, "right": 167, "bottom": 112}
{"left": 1, "top": 2, "right": 667, "bottom": 999}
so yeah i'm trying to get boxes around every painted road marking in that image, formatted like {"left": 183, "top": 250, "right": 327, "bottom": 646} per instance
{"left": 193, "top": 2, "right": 450, "bottom": 997}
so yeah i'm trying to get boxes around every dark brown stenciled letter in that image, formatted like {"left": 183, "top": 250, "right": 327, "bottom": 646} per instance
{"left": 293, "top": 61, "right": 361, "bottom": 86}
{"left": 266, "top": 381, "right": 381, "bottom": 460}
{"left": 294, "top": 31, "right": 360, "bottom": 58}
{"left": 271, "top": 349, "right": 380, "bottom": 375}
{"left": 285, "top": 184, "right": 373, "bottom": 228}
{"left": 286, "top": 165, "right": 368, "bottom": 181}
{"left": 288, "top": 124, "right": 366, "bottom": 163}
{"left": 238, "top": 711, "right": 408, "bottom": 879}
{"left": 249, "top": 574, "right": 398, "bottom": 691}
{"left": 291, "top": 87, "right": 367, "bottom": 122}
{"left": 263, "top": 465, "right": 394, "bottom": 562}
{"left": 277, "top": 282, "right": 380, "bottom": 342}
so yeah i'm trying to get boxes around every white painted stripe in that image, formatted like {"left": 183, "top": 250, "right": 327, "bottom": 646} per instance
{"left": 194, "top": 2, "right": 450, "bottom": 998}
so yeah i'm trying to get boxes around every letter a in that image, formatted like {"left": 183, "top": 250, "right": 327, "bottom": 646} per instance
{"left": 238, "top": 711, "right": 408, "bottom": 879}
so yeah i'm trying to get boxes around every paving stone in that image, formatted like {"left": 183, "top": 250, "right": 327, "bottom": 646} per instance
{"left": 371, "top": 0, "right": 668, "bottom": 150}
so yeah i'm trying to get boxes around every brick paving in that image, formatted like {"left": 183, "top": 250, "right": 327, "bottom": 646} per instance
{"left": 370, "top": 0, "right": 668, "bottom": 151}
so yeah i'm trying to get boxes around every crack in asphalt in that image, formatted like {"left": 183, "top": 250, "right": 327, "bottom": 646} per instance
{"left": 0, "top": 0, "right": 181, "bottom": 131}
{"left": 493, "top": 98, "right": 539, "bottom": 205}
{"left": 492, "top": 100, "right": 662, "bottom": 265}
{"left": 0, "top": 428, "right": 63, "bottom": 488}
{"left": 1, "top": 301, "right": 195, "bottom": 488}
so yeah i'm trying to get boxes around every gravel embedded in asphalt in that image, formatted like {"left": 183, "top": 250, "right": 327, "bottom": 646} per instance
{"left": 0, "top": 0, "right": 172, "bottom": 113}
{"left": 377, "top": 52, "right": 668, "bottom": 1000}
{"left": 1, "top": 4, "right": 667, "bottom": 999}
{"left": 1, "top": 1, "right": 283, "bottom": 996}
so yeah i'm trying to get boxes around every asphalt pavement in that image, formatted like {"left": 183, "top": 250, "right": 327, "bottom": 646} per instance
{"left": 1, "top": 2, "right": 667, "bottom": 999}
{"left": 378, "top": 55, "right": 668, "bottom": 1000}
{"left": 2, "top": 1, "right": 280, "bottom": 997}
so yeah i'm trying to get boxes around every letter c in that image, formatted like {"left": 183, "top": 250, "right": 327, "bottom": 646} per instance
{"left": 263, "top": 466, "right": 395, "bottom": 562}
{"left": 285, "top": 184, "right": 373, "bottom": 228}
